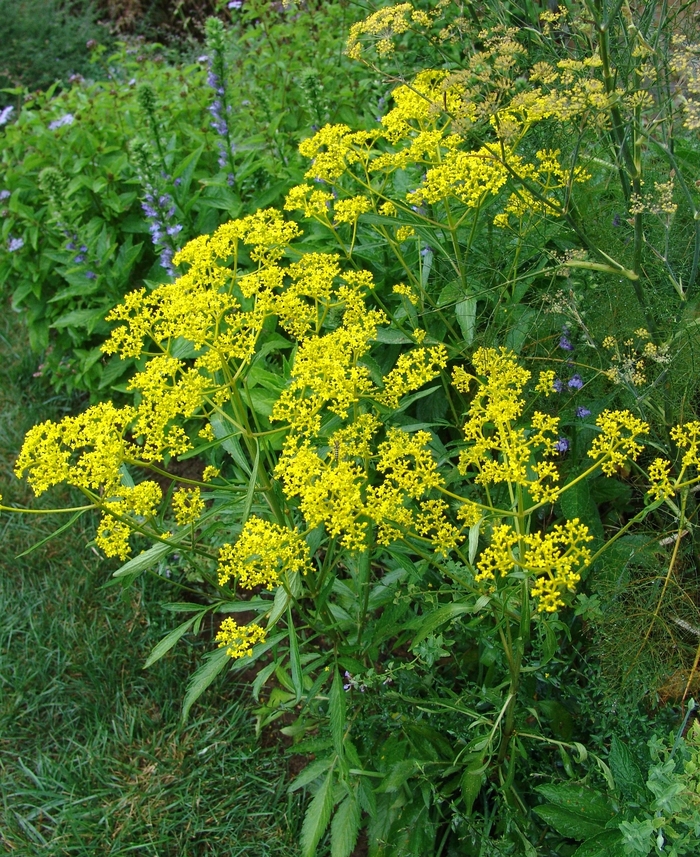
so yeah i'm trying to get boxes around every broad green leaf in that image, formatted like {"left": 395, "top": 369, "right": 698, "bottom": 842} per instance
{"left": 609, "top": 735, "right": 646, "bottom": 800}
{"left": 329, "top": 667, "right": 347, "bottom": 757}
{"left": 143, "top": 614, "right": 199, "bottom": 669}
{"left": 374, "top": 327, "right": 414, "bottom": 344}
{"left": 538, "top": 700, "right": 574, "bottom": 741}
{"left": 181, "top": 647, "right": 230, "bottom": 722}
{"left": 300, "top": 765, "right": 336, "bottom": 857}
{"left": 172, "top": 144, "right": 203, "bottom": 194}
{"left": 455, "top": 297, "right": 477, "bottom": 345}
{"left": 571, "top": 830, "right": 628, "bottom": 857}
{"left": 330, "top": 793, "right": 361, "bottom": 857}
{"left": 533, "top": 805, "right": 606, "bottom": 840}
{"left": 267, "top": 584, "right": 290, "bottom": 628}
{"left": 535, "top": 784, "right": 616, "bottom": 823}
{"left": 559, "top": 478, "right": 604, "bottom": 556}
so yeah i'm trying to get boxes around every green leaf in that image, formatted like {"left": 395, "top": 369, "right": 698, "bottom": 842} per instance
{"left": 252, "top": 661, "right": 277, "bottom": 702}
{"left": 288, "top": 606, "right": 303, "bottom": 704}
{"left": 412, "top": 602, "right": 474, "bottom": 647}
{"left": 15, "top": 510, "right": 86, "bottom": 558}
{"left": 300, "top": 765, "right": 336, "bottom": 857}
{"left": 535, "top": 784, "right": 616, "bottom": 823}
{"left": 461, "top": 763, "right": 485, "bottom": 815}
{"left": 330, "top": 793, "right": 361, "bottom": 857}
{"left": 455, "top": 297, "right": 477, "bottom": 345}
{"left": 377, "top": 760, "right": 417, "bottom": 793}
{"left": 143, "top": 614, "right": 199, "bottom": 669}
{"left": 241, "top": 441, "right": 260, "bottom": 528}
{"left": 329, "top": 667, "right": 347, "bottom": 757}
{"left": 609, "top": 735, "right": 646, "bottom": 800}
{"left": 374, "top": 327, "right": 414, "bottom": 344}
{"left": 173, "top": 145, "right": 203, "bottom": 194}
{"left": 538, "top": 699, "right": 574, "bottom": 741}
{"left": 50, "top": 305, "right": 108, "bottom": 331}
{"left": 112, "top": 540, "right": 174, "bottom": 578}
{"left": 571, "top": 830, "right": 628, "bottom": 857}
{"left": 559, "top": 478, "right": 604, "bottom": 555}
{"left": 181, "top": 647, "right": 230, "bottom": 722}
{"left": 288, "top": 757, "right": 334, "bottom": 793}
{"left": 533, "top": 805, "right": 606, "bottom": 840}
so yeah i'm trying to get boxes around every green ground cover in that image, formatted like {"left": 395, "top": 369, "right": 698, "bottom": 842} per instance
{"left": 0, "top": 310, "right": 302, "bottom": 855}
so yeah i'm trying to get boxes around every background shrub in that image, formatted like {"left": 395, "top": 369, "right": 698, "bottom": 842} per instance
{"left": 0, "top": 0, "right": 108, "bottom": 105}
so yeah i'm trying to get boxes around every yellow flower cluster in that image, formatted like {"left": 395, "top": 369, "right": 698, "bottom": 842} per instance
{"left": 476, "top": 519, "right": 592, "bottom": 612}
{"left": 172, "top": 488, "right": 205, "bottom": 526}
{"left": 455, "top": 348, "right": 562, "bottom": 503}
{"left": 217, "top": 517, "right": 312, "bottom": 590}
{"left": 345, "top": 3, "right": 414, "bottom": 60}
{"left": 14, "top": 402, "right": 163, "bottom": 559}
{"left": 587, "top": 410, "right": 649, "bottom": 476}
{"left": 216, "top": 618, "right": 267, "bottom": 659}
{"left": 377, "top": 345, "right": 448, "bottom": 409}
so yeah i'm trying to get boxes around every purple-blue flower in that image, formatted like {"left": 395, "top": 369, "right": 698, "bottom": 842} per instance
{"left": 568, "top": 374, "right": 584, "bottom": 390}
{"left": 559, "top": 335, "right": 574, "bottom": 351}
{"left": 85, "top": 271, "right": 96, "bottom": 279}
{"left": 0, "top": 189, "right": 10, "bottom": 201}
{"left": 554, "top": 437, "right": 570, "bottom": 453}
{"left": 7, "top": 236, "right": 24, "bottom": 252}
{"left": 48, "top": 113, "right": 74, "bottom": 131}
{"left": 228, "top": 0, "right": 242, "bottom": 8}
{"left": 576, "top": 406, "right": 591, "bottom": 418}
{"left": 0, "top": 105, "right": 14, "bottom": 126}
{"left": 553, "top": 378, "right": 564, "bottom": 393}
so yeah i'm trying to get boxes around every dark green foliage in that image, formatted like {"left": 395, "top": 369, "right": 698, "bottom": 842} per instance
{"left": 0, "top": 0, "right": 107, "bottom": 103}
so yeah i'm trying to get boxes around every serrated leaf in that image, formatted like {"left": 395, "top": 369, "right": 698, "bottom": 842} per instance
{"left": 288, "top": 756, "right": 334, "bottom": 793}
{"left": 461, "top": 765, "right": 484, "bottom": 815}
{"left": 571, "top": 829, "right": 628, "bottom": 857}
{"left": 329, "top": 667, "right": 346, "bottom": 756}
{"left": 533, "top": 805, "right": 606, "bottom": 840}
{"left": 268, "top": 583, "right": 290, "bottom": 628}
{"left": 609, "top": 735, "right": 646, "bottom": 799}
{"left": 181, "top": 647, "right": 230, "bottom": 722}
{"left": 300, "top": 765, "right": 336, "bottom": 857}
{"left": 412, "top": 602, "right": 474, "bottom": 648}
{"left": 112, "top": 540, "right": 174, "bottom": 578}
{"left": 330, "top": 793, "right": 361, "bottom": 857}
{"left": 535, "top": 784, "right": 615, "bottom": 822}
{"left": 377, "top": 760, "right": 417, "bottom": 793}
{"left": 143, "top": 614, "right": 199, "bottom": 669}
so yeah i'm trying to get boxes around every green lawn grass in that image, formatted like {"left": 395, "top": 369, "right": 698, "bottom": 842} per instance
{"left": 0, "top": 307, "right": 301, "bottom": 855}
